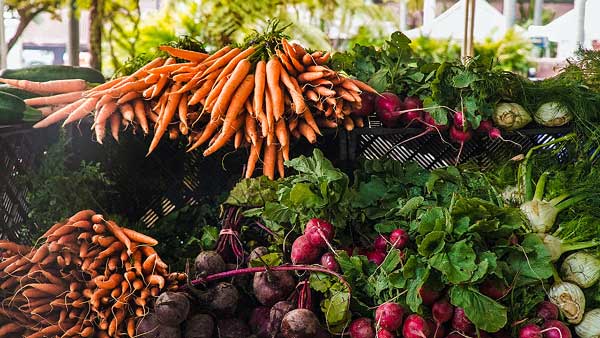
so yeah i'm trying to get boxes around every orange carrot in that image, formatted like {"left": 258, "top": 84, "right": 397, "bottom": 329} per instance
{"left": 215, "top": 47, "right": 256, "bottom": 83}
{"left": 298, "top": 71, "right": 325, "bottom": 83}
{"left": 188, "top": 78, "right": 215, "bottom": 105}
{"left": 119, "top": 103, "right": 134, "bottom": 123}
{"left": 245, "top": 137, "right": 263, "bottom": 179}
{"left": 202, "top": 45, "right": 232, "bottom": 64}
{"left": 122, "top": 228, "right": 158, "bottom": 246}
{"left": 32, "top": 98, "right": 85, "bottom": 128}
{"left": 234, "top": 128, "right": 244, "bottom": 149}
{"left": 245, "top": 113, "right": 259, "bottom": 146}
{"left": 276, "top": 49, "right": 297, "bottom": 76}
{"left": 116, "top": 91, "right": 141, "bottom": 105}
{"left": 105, "top": 220, "right": 133, "bottom": 255}
{"left": 159, "top": 46, "right": 208, "bottom": 62}
{"left": 187, "top": 119, "right": 222, "bottom": 152}
{"left": 142, "top": 253, "right": 158, "bottom": 275}
{"left": 265, "top": 90, "right": 274, "bottom": 145}
{"left": 0, "top": 78, "right": 86, "bottom": 95}
{"left": 94, "top": 274, "right": 123, "bottom": 289}
{"left": 275, "top": 119, "right": 289, "bottom": 149}
{"left": 350, "top": 78, "right": 378, "bottom": 94}
{"left": 266, "top": 58, "right": 283, "bottom": 121}
{"left": 277, "top": 148, "right": 285, "bottom": 178}
{"left": 110, "top": 112, "right": 121, "bottom": 142}
{"left": 200, "top": 47, "right": 242, "bottom": 78}
{"left": 302, "top": 109, "right": 321, "bottom": 136}
{"left": 221, "top": 74, "right": 255, "bottom": 128}
{"left": 178, "top": 92, "right": 189, "bottom": 131}
{"left": 133, "top": 99, "right": 149, "bottom": 134}
{"left": 147, "top": 274, "right": 165, "bottom": 289}
{"left": 253, "top": 60, "right": 266, "bottom": 119}
{"left": 280, "top": 69, "right": 308, "bottom": 116}
{"left": 203, "top": 113, "right": 245, "bottom": 156}
{"left": 57, "top": 97, "right": 98, "bottom": 127}
{"left": 148, "top": 83, "right": 183, "bottom": 155}
{"left": 210, "top": 59, "right": 251, "bottom": 121}
{"left": 27, "top": 283, "right": 64, "bottom": 295}
{"left": 203, "top": 77, "right": 228, "bottom": 113}
{"left": 94, "top": 100, "right": 118, "bottom": 125}
{"left": 24, "top": 91, "right": 84, "bottom": 106}
{"left": 314, "top": 86, "right": 336, "bottom": 97}
{"left": 263, "top": 143, "right": 277, "bottom": 180}
{"left": 298, "top": 121, "right": 317, "bottom": 143}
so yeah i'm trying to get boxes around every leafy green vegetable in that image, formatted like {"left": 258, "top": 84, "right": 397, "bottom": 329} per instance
{"left": 450, "top": 285, "right": 508, "bottom": 332}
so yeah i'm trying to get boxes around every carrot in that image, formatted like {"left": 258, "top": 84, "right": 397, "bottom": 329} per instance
{"left": 316, "top": 51, "right": 331, "bottom": 64}
{"left": 302, "top": 108, "right": 321, "bottom": 135}
{"left": 147, "top": 83, "right": 183, "bottom": 155}
{"left": 203, "top": 76, "right": 228, "bottom": 113}
{"left": 298, "top": 121, "right": 317, "bottom": 143}
{"left": 280, "top": 69, "right": 308, "bottom": 116}
{"left": 203, "top": 113, "right": 245, "bottom": 156}
{"left": 56, "top": 97, "right": 97, "bottom": 127}
{"left": 253, "top": 60, "right": 267, "bottom": 118}
{"left": 105, "top": 220, "right": 133, "bottom": 255}
{"left": 215, "top": 47, "right": 256, "bottom": 83}
{"left": 130, "top": 100, "right": 149, "bottom": 135}
{"left": 28, "top": 283, "right": 65, "bottom": 295}
{"left": 94, "top": 274, "right": 123, "bottom": 289}
{"left": 245, "top": 113, "right": 259, "bottom": 146}
{"left": 127, "top": 317, "right": 135, "bottom": 337}
{"left": 24, "top": 324, "right": 62, "bottom": 338}
{"left": 147, "top": 274, "right": 166, "bottom": 289}
{"left": 210, "top": 59, "right": 251, "bottom": 121}
{"left": 263, "top": 143, "right": 277, "bottom": 180}
{"left": 33, "top": 98, "right": 85, "bottom": 128}
{"left": 0, "top": 78, "right": 86, "bottom": 95}
{"left": 305, "top": 89, "right": 319, "bottom": 102}
{"left": 95, "top": 100, "right": 118, "bottom": 126}
{"left": 93, "top": 222, "right": 106, "bottom": 234}
{"left": 148, "top": 61, "right": 195, "bottom": 74}
{"left": 110, "top": 112, "right": 121, "bottom": 142}
{"left": 202, "top": 45, "right": 232, "bottom": 64}
{"left": 201, "top": 47, "right": 241, "bottom": 78}
{"left": 81, "top": 326, "right": 94, "bottom": 337}
{"left": 245, "top": 137, "right": 263, "bottom": 179}
{"left": 0, "top": 323, "right": 22, "bottom": 336}
{"left": 314, "top": 86, "right": 336, "bottom": 97}
{"left": 234, "top": 128, "right": 244, "bottom": 149}
{"left": 0, "top": 240, "right": 30, "bottom": 254}
{"left": 114, "top": 91, "right": 140, "bottom": 105}
{"left": 298, "top": 71, "right": 325, "bottom": 83}
{"left": 277, "top": 148, "right": 285, "bottom": 178}
{"left": 221, "top": 74, "right": 255, "bottom": 127}
{"left": 275, "top": 118, "right": 289, "bottom": 148}
{"left": 119, "top": 56, "right": 165, "bottom": 83}
{"left": 281, "top": 39, "right": 305, "bottom": 72}
{"left": 302, "top": 53, "right": 314, "bottom": 66}
{"left": 98, "top": 241, "right": 125, "bottom": 260}
{"left": 159, "top": 45, "right": 208, "bottom": 62}
{"left": 105, "top": 78, "right": 152, "bottom": 97}
{"left": 316, "top": 117, "right": 338, "bottom": 129}
{"left": 189, "top": 78, "right": 215, "bottom": 105}
{"left": 187, "top": 118, "right": 222, "bottom": 152}
{"left": 266, "top": 58, "right": 284, "bottom": 121}
{"left": 350, "top": 78, "right": 378, "bottom": 94}
{"left": 0, "top": 255, "right": 18, "bottom": 270}
{"left": 141, "top": 253, "right": 158, "bottom": 275}
{"left": 178, "top": 92, "right": 189, "bottom": 129}
{"left": 24, "top": 91, "right": 84, "bottom": 107}
{"left": 121, "top": 228, "right": 158, "bottom": 246}
{"left": 275, "top": 49, "right": 297, "bottom": 76}
{"left": 67, "top": 209, "right": 95, "bottom": 223}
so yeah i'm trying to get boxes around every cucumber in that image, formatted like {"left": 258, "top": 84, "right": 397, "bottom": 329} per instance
{"left": 0, "top": 65, "right": 105, "bottom": 83}
{"left": 0, "top": 91, "right": 26, "bottom": 125}
{"left": 0, "top": 84, "right": 40, "bottom": 99}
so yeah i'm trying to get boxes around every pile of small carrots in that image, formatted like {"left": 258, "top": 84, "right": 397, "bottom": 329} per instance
{"left": 24, "top": 38, "right": 376, "bottom": 179}
{"left": 0, "top": 210, "right": 182, "bottom": 337}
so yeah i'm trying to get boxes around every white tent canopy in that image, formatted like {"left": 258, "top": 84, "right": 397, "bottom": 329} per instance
{"left": 405, "top": 0, "right": 523, "bottom": 42}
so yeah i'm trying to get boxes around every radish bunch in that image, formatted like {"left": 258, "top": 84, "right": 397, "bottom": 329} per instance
{"left": 291, "top": 218, "right": 335, "bottom": 265}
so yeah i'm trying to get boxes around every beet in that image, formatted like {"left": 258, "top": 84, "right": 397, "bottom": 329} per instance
{"left": 519, "top": 324, "right": 542, "bottom": 338}
{"left": 366, "top": 250, "right": 386, "bottom": 265}
{"left": 354, "top": 92, "right": 376, "bottom": 117}
{"left": 402, "top": 314, "right": 431, "bottom": 338}
{"left": 204, "top": 282, "right": 239, "bottom": 315}
{"left": 195, "top": 251, "right": 226, "bottom": 275}
{"left": 253, "top": 270, "right": 295, "bottom": 306}
{"left": 154, "top": 291, "right": 190, "bottom": 326}
{"left": 451, "top": 307, "right": 474, "bottom": 335}
{"left": 419, "top": 286, "right": 440, "bottom": 306}
{"left": 375, "top": 302, "right": 404, "bottom": 331}
{"left": 536, "top": 301, "right": 559, "bottom": 321}
{"left": 349, "top": 317, "right": 375, "bottom": 338}
{"left": 184, "top": 313, "right": 214, "bottom": 338}
{"left": 226, "top": 263, "right": 252, "bottom": 289}
{"left": 320, "top": 252, "right": 340, "bottom": 272}
{"left": 389, "top": 229, "right": 409, "bottom": 249}
{"left": 250, "top": 306, "right": 272, "bottom": 338}
{"left": 291, "top": 235, "right": 321, "bottom": 264}
{"left": 374, "top": 235, "right": 388, "bottom": 251}
{"left": 304, "top": 219, "right": 334, "bottom": 248}
{"left": 217, "top": 318, "right": 251, "bottom": 338}
{"left": 137, "top": 313, "right": 182, "bottom": 338}
{"left": 280, "top": 309, "right": 320, "bottom": 338}
{"left": 268, "top": 301, "right": 295, "bottom": 337}
{"left": 249, "top": 246, "right": 270, "bottom": 264}
{"left": 479, "top": 278, "right": 508, "bottom": 300}
{"left": 376, "top": 329, "right": 395, "bottom": 338}
{"left": 541, "top": 320, "right": 572, "bottom": 338}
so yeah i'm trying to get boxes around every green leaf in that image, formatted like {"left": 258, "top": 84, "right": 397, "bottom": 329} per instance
{"left": 452, "top": 70, "right": 478, "bottom": 88}
{"left": 368, "top": 68, "right": 389, "bottom": 93}
{"left": 352, "top": 177, "right": 388, "bottom": 208}
{"left": 309, "top": 272, "right": 333, "bottom": 292}
{"left": 470, "top": 251, "right": 497, "bottom": 283}
{"left": 249, "top": 252, "right": 283, "bottom": 267}
{"left": 398, "top": 196, "right": 425, "bottom": 216}
{"left": 263, "top": 202, "right": 296, "bottom": 223}
{"left": 199, "top": 226, "right": 219, "bottom": 250}
{"left": 321, "top": 290, "right": 351, "bottom": 326}
{"left": 418, "top": 207, "right": 445, "bottom": 234}
{"left": 406, "top": 264, "right": 431, "bottom": 312}
{"left": 506, "top": 234, "right": 553, "bottom": 286}
{"left": 289, "top": 183, "right": 323, "bottom": 208}
{"left": 450, "top": 285, "right": 507, "bottom": 332}
{"left": 429, "top": 240, "right": 477, "bottom": 283}
{"left": 380, "top": 249, "right": 403, "bottom": 273}
{"left": 225, "top": 176, "right": 278, "bottom": 206}
{"left": 418, "top": 231, "right": 446, "bottom": 257}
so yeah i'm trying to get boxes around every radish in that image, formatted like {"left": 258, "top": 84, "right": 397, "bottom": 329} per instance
{"left": 453, "top": 111, "right": 467, "bottom": 128}
{"left": 304, "top": 219, "right": 334, "bottom": 248}
{"left": 427, "top": 319, "right": 445, "bottom": 338}
{"left": 419, "top": 286, "right": 441, "bottom": 306}
{"left": 432, "top": 299, "right": 453, "bottom": 336}
{"left": 389, "top": 228, "right": 409, "bottom": 249}
{"left": 320, "top": 252, "right": 340, "bottom": 272}
{"left": 536, "top": 301, "right": 559, "bottom": 321}
{"left": 400, "top": 109, "right": 424, "bottom": 126}
{"left": 519, "top": 324, "right": 542, "bottom": 338}
{"left": 350, "top": 317, "right": 376, "bottom": 338}
{"left": 402, "top": 314, "right": 432, "bottom": 338}
{"left": 374, "top": 235, "right": 388, "bottom": 251}
{"left": 376, "top": 329, "right": 396, "bottom": 338}
{"left": 449, "top": 125, "right": 473, "bottom": 164}
{"left": 291, "top": 235, "right": 321, "bottom": 264}
{"left": 541, "top": 320, "right": 572, "bottom": 338}
{"left": 376, "top": 92, "right": 403, "bottom": 127}
{"left": 354, "top": 92, "right": 376, "bottom": 117}
{"left": 451, "top": 307, "right": 475, "bottom": 335}
{"left": 478, "top": 278, "right": 509, "bottom": 300}
{"left": 375, "top": 302, "right": 405, "bottom": 331}
{"left": 477, "top": 119, "right": 494, "bottom": 132}
{"left": 367, "top": 250, "right": 386, "bottom": 265}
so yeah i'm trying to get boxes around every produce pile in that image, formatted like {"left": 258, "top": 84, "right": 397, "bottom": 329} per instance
{"left": 0, "top": 210, "right": 182, "bottom": 337}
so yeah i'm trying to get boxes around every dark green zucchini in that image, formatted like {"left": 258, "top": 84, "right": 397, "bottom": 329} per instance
{"left": 0, "top": 91, "right": 27, "bottom": 125}
{"left": 0, "top": 65, "right": 105, "bottom": 83}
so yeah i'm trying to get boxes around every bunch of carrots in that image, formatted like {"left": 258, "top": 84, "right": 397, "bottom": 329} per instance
{"left": 0, "top": 210, "right": 182, "bottom": 337}
{"left": 22, "top": 35, "right": 375, "bottom": 179}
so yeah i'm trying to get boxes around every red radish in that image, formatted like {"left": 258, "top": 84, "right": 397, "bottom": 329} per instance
{"left": 304, "top": 219, "right": 334, "bottom": 248}
{"left": 354, "top": 92, "right": 376, "bottom": 117}
{"left": 419, "top": 286, "right": 441, "bottom": 306}
{"left": 453, "top": 111, "right": 466, "bottom": 128}
{"left": 400, "top": 109, "right": 424, "bottom": 126}
{"left": 344, "top": 247, "right": 355, "bottom": 256}
{"left": 291, "top": 235, "right": 320, "bottom": 264}
{"left": 389, "top": 229, "right": 409, "bottom": 249}
{"left": 374, "top": 235, "right": 388, "bottom": 251}
{"left": 449, "top": 125, "right": 473, "bottom": 164}
{"left": 375, "top": 302, "right": 404, "bottom": 331}
{"left": 350, "top": 317, "right": 375, "bottom": 338}
{"left": 367, "top": 251, "right": 386, "bottom": 265}
{"left": 376, "top": 92, "right": 403, "bottom": 127}
{"left": 541, "top": 320, "right": 572, "bottom": 338}
{"left": 378, "top": 110, "right": 403, "bottom": 128}
{"left": 400, "top": 96, "right": 424, "bottom": 126}
{"left": 536, "top": 301, "right": 559, "bottom": 321}
{"left": 427, "top": 319, "right": 445, "bottom": 338}
{"left": 477, "top": 119, "right": 494, "bottom": 132}
{"left": 403, "top": 96, "right": 423, "bottom": 111}
{"left": 402, "top": 314, "right": 432, "bottom": 338}
{"left": 376, "top": 329, "right": 395, "bottom": 338}
{"left": 519, "top": 324, "right": 542, "bottom": 338}
{"left": 451, "top": 307, "right": 474, "bottom": 335}
{"left": 479, "top": 278, "right": 509, "bottom": 300}
{"left": 320, "top": 253, "right": 339, "bottom": 272}
{"left": 432, "top": 299, "right": 454, "bottom": 334}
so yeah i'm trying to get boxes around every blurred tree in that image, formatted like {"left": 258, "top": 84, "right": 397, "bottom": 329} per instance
{"left": 5, "top": 0, "right": 62, "bottom": 51}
